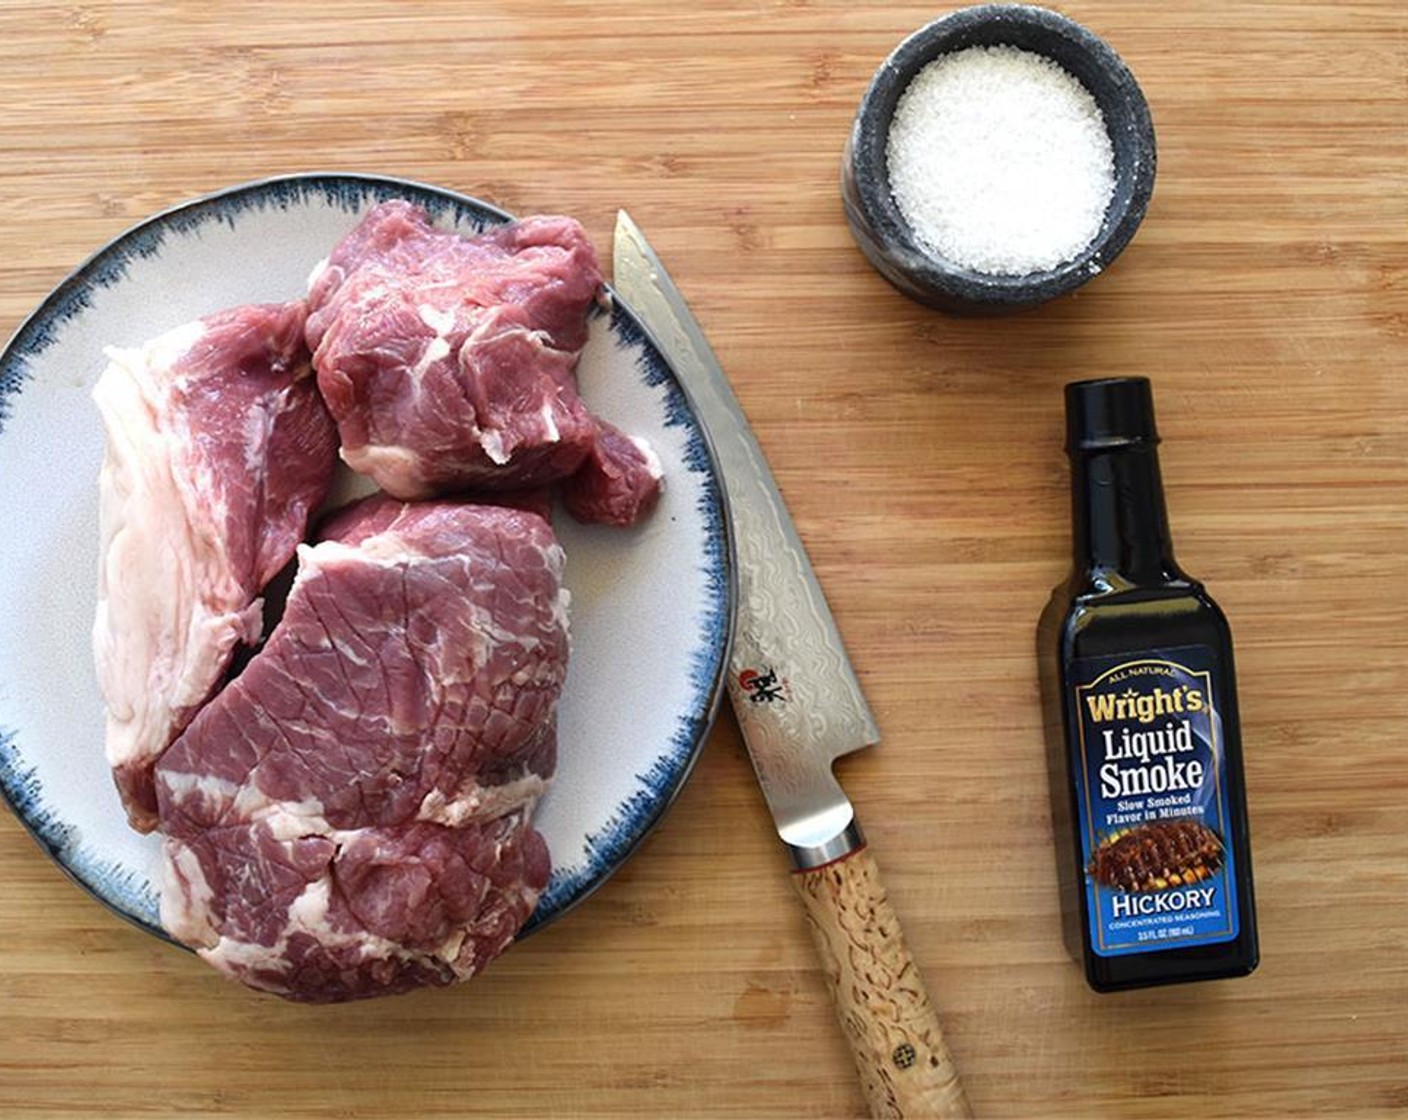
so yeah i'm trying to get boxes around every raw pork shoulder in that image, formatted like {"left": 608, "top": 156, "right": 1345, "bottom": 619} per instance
{"left": 93, "top": 301, "right": 336, "bottom": 832}
{"left": 305, "top": 201, "right": 661, "bottom": 524}
{"left": 154, "top": 497, "right": 568, "bottom": 1002}
{"left": 561, "top": 422, "right": 664, "bottom": 527}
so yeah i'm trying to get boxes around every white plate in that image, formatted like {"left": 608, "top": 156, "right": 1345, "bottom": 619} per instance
{"left": 0, "top": 173, "right": 733, "bottom": 944}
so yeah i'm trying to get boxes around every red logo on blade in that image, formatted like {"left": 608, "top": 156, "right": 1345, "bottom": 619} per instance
{"left": 737, "top": 667, "right": 788, "bottom": 704}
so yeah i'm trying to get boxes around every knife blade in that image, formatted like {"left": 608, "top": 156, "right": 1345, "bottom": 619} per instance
{"left": 614, "top": 212, "right": 877, "bottom": 870}
{"left": 613, "top": 211, "right": 970, "bottom": 1119}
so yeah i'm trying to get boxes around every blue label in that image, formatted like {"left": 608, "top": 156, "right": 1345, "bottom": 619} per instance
{"left": 1070, "top": 646, "right": 1239, "bottom": 957}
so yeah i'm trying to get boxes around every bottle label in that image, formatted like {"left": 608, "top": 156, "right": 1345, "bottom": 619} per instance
{"left": 1069, "top": 646, "right": 1240, "bottom": 957}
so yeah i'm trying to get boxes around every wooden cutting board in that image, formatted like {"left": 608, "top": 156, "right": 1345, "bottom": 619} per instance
{"left": 1, "top": 2, "right": 1404, "bottom": 1116}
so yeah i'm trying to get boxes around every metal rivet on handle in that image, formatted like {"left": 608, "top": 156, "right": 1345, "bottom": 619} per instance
{"left": 892, "top": 1042, "right": 917, "bottom": 1069}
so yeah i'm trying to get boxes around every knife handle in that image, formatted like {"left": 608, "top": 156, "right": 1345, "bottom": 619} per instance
{"left": 792, "top": 843, "right": 971, "bottom": 1119}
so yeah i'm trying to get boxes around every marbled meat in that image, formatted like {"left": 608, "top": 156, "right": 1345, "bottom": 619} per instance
{"left": 93, "top": 301, "right": 336, "bottom": 832}
{"left": 154, "top": 496, "right": 568, "bottom": 1002}
{"left": 305, "top": 201, "right": 661, "bottom": 524}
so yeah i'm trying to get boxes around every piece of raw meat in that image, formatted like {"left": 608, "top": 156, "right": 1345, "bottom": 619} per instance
{"left": 93, "top": 301, "right": 337, "bottom": 832}
{"left": 305, "top": 201, "right": 662, "bottom": 525}
{"left": 306, "top": 201, "right": 602, "bottom": 500}
{"left": 560, "top": 420, "right": 664, "bottom": 528}
{"left": 154, "top": 496, "right": 568, "bottom": 1002}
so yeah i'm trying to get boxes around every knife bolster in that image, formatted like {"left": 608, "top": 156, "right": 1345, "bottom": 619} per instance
{"left": 788, "top": 818, "right": 866, "bottom": 870}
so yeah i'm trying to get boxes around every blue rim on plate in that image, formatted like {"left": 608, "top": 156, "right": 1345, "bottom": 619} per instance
{"left": 0, "top": 172, "right": 736, "bottom": 949}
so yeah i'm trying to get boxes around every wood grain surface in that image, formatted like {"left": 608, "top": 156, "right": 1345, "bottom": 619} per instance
{"left": 1, "top": 2, "right": 1405, "bottom": 1117}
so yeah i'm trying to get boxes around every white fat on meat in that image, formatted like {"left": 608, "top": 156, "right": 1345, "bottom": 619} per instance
{"left": 160, "top": 837, "right": 220, "bottom": 948}
{"left": 92, "top": 301, "right": 335, "bottom": 832}
{"left": 156, "top": 770, "right": 241, "bottom": 817}
{"left": 416, "top": 770, "right": 550, "bottom": 828}
{"left": 305, "top": 256, "right": 331, "bottom": 292}
{"left": 94, "top": 329, "right": 256, "bottom": 805}
{"left": 339, "top": 442, "right": 422, "bottom": 492}
{"left": 417, "top": 304, "right": 456, "bottom": 336}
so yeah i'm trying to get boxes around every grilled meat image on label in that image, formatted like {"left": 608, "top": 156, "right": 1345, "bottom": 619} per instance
{"left": 1086, "top": 818, "right": 1225, "bottom": 893}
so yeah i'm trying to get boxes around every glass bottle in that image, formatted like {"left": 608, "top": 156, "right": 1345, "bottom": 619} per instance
{"left": 1039, "top": 377, "right": 1259, "bottom": 991}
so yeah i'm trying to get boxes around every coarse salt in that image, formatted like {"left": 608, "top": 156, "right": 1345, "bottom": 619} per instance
{"left": 886, "top": 45, "right": 1116, "bottom": 276}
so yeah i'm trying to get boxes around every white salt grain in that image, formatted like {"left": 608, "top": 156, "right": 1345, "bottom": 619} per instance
{"left": 886, "top": 45, "right": 1116, "bottom": 276}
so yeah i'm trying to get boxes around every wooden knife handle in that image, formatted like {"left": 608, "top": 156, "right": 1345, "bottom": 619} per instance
{"left": 792, "top": 844, "right": 971, "bottom": 1119}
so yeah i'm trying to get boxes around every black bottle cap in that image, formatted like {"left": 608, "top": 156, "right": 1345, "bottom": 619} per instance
{"left": 1065, "top": 377, "right": 1160, "bottom": 452}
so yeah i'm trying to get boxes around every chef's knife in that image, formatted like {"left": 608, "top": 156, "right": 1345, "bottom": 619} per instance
{"left": 613, "top": 211, "right": 970, "bottom": 1120}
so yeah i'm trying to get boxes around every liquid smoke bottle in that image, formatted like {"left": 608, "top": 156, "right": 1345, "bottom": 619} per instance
{"left": 1039, "top": 377, "right": 1259, "bottom": 991}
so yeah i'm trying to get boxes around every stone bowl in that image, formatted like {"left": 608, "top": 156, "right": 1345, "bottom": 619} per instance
{"left": 841, "top": 4, "right": 1157, "bottom": 315}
